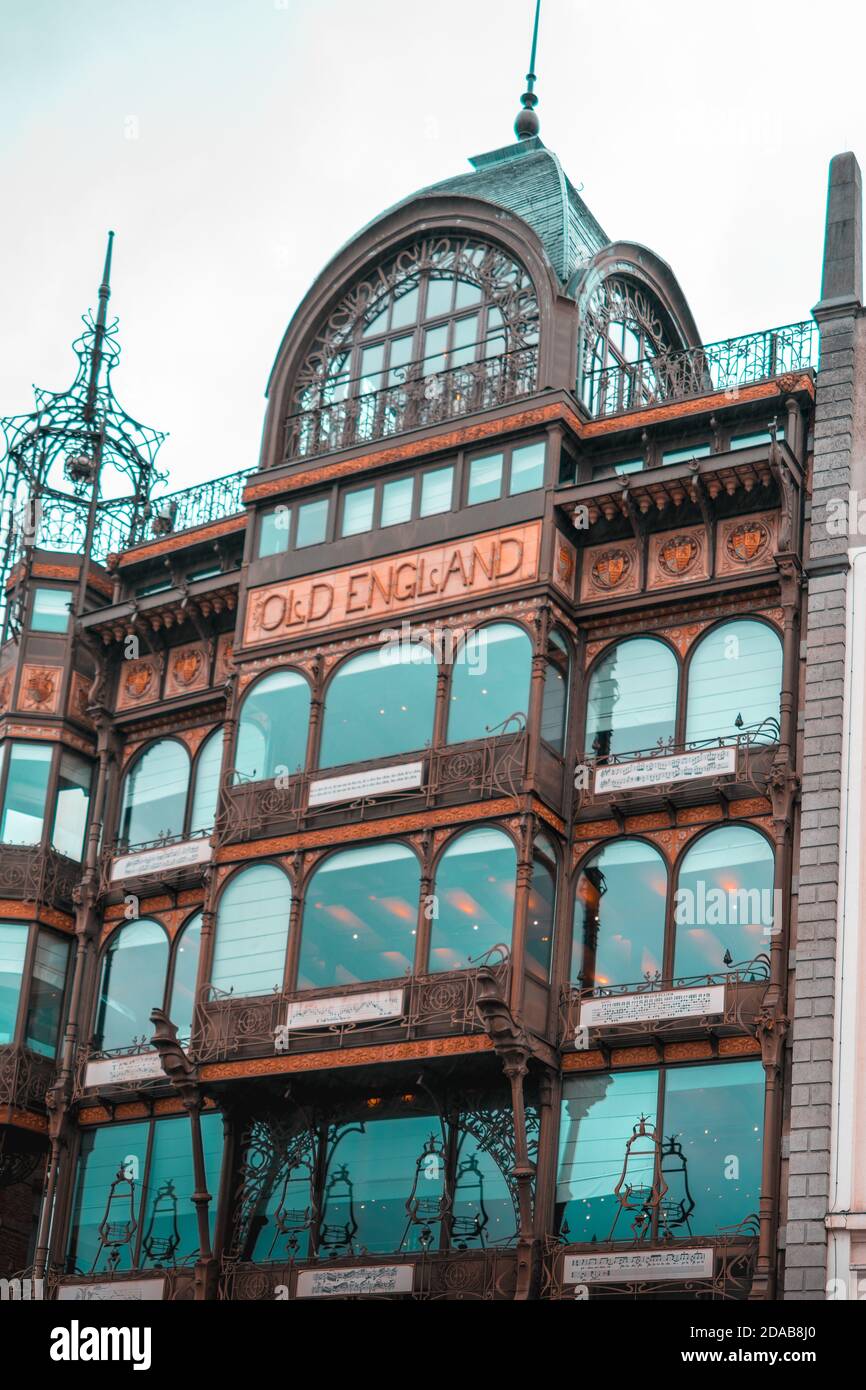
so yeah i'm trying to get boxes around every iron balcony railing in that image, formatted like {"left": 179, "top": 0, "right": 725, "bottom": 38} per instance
{"left": 127, "top": 465, "right": 255, "bottom": 547}
{"left": 581, "top": 319, "right": 819, "bottom": 419}
{"left": 284, "top": 345, "right": 539, "bottom": 462}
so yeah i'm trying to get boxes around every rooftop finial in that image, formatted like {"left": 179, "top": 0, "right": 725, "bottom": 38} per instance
{"left": 514, "top": 0, "right": 541, "bottom": 140}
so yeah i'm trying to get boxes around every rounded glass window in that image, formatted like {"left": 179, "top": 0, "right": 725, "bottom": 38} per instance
{"left": 319, "top": 644, "right": 436, "bottom": 769}
{"left": 572, "top": 840, "right": 667, "bottom": 988}
{"left": 527, "top": 833, "right": 557, "bottom": 976}
{"left": 189, "top": 730, "right": 224, "bottom": 835}
{"left": 585, "top": 638, "right": 678, "bottom": 759}
{"left": 447, "top": 623, "right": 532, "bottom": 744}
{"left": 298, "top": 842, "right": 420, "bottom": 989}
{"left": 211, "top": 864, "right": 292, "bottom": 997}
{"left": 235, "top": 670, "right": 310, "bottom": 783}
{"left": 674, "top": 825, "right": 774, "bottom": 979}
{"left": 685, "top": 620, "right": 782, "bottom": 744}
{"left": 428, "top": 827, "right": 517, "bottom": 974}
{"left": 118, "top": 740, "right": 190, "bottom": 848}
{"left": 94, "top": 919, "right": 169, "bottom": 1053}
{"left": 168, "top": 912, "right": 202, "bottom": 1044}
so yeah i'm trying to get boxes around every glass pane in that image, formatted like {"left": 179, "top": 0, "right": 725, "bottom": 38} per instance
{"left": 429, "top": 827, "right": 516, "bottom": 974}
{"left": 0, "top": 742, "right": 52, "bottom": 846}
{"left": 447, "top": 623, "right": 531, "bottom": 744}
{"left": 258, "top": 506, "right": 291, "bottom": 558}
{"left": 541, "top": 662, "right": 567, "bottom": 753}
{"left": 51, "top": 751, "right": 92, "bottom": 860}
{"left": 450, "top": 313, "right": 479, "bottom": 367}
{"left": 585, "top": 638, "right": 678, "bottom": 759}
{"left": 66, "top": 1121, "right": 148, "bottom": 1274}
{"left": 664, "top": 1062, "right": 764, "bottom": 1236}
{"left": 573, "top": 840, "right": 667, "bottom": 987}
{"left": 296, "top": 498, "right": 328, "bottom": 548}
{"left": 235, "top": 669, "right": 310, "bottom": 782}
{"left": 381, "top": 476, "right": 413, "bottom": 527}
{"left": 390, "top": 282, "right": 420, "bottom": 330}
{"left": 455, "top": 278, "right": 483, "bottom": 309}
{"left": 359, "top": 344, "right": 384, "bottom": 395}
{"left": 662, "top": 443, "right": 711, "bottom": 465}
{"left": 731, "top": 429, "right": 783, "bottom": 450}
{"left": 453, "top": 1114, "right": 518, "bottom": 1247}
{"left": 419, "top": 465, "right": 453, "bottom": 516}
{"left": 557, "top": 1069, "right": 659, "bottom": 1242}
{"left": 168, "top": 913, "right": 202, "bottom": 1044}
{"left": 298, "top": 841, "right": 419, "bottom": 989}
{"left": 31, "top": 587, "right": 72, "bottom": 633}
{"left": 118, "top": 740, "right": 189, "bottom": 848}
{"left": 189, "top": 729, "right": 224, "bottom": 835}
{"left": 361, "top": 302, "right": 389, "bottom": 339}
{"left": 94, "top": 919, "right": 169, "bottom": 1052}
{"left": 0, "top": 921, "right": 28, "bottom": 1045}
{"left": 685, "top": 620, "right": 782, "bottom": 744}
{"left": 425, "top": 277, "right": 454, "bottom": 319}
{"left": 387, "top": 334, "right": 414, "bottom": 384}
{"left": 212, "top": 864, "right": 291, "bottom": 996}
{"left": 527, "top": 840, "right": 556, "bottom": 976}
{"left": 25, "top": 930, "right": 69, "bottom": 1056}
{"left": 141, "top": 1113, "right": 223, "bottom": 1267}
{"left": 321, "top": 1113, "right": 437, "bottom": 1255}
{"left": 240, "top": 1119, "right": 317, "bottom": 1262}
{"left": 341, "top": 487, "right": 375, "bottom": 537}
{"left": 422, "top": 324, "right": 448, "bottom": 376}
{"left": 319, "top": 644, "right": 436, "bottom": 768}
{"left": 674, "top": 825, "right": 775, "bottom": 978}
{"left": 467, "top": 453, "right": 503, "bottom": 505}
{"left": 509, "top": 441, "right": 546, "bottom": 494}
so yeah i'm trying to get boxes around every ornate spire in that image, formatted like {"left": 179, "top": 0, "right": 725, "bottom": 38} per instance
{"left": 514, "top": 0, "right": 541, "bottom": 140}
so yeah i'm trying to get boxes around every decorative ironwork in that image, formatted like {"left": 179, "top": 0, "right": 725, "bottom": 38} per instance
{"left": 0, "top": 1045, "right": 57, "bottom": 1113}
{"left": 0, "top": 844, "right": 82, "bottom": 912}
{"left": 227, "top": 1114, "right": 319, "bottom": 1265}
{"left": 127, "top": 466, "right": 254, "bottom": 547}
{"left": 581, "top": 319, "right": 818, "bottom": 419}
{"left": 92, "top": 1164, "right": 138, "bottom": 1274}
{"left": 219, "top": 1247, "right": 520, "bottom": 1301}
{"left": 540, "top": 1234, "right": 758, "bottom": 1301}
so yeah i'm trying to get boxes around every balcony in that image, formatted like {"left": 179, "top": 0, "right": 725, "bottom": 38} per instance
{"left": 581, "top": 320, "right": 818, "bottom": 420}
{"left": 0, "top": 843, "right": 81, "bottom": 911}
{"left": 220, "top": 1247, "right": 519, "bottom": 1301}
{"left": 0, "top": 1044, "right": 56, "bottom": 1115}
{"left": 100, "top": 832, "right": 213, "bottom": 897}
{"left": 541, "top": 1233, "right": 757, "bottom": 1300}
{"left": 283, "top": 345, "right": 539, "bottom": 463}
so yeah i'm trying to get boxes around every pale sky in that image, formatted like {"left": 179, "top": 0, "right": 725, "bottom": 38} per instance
{"left": 1, "top": 0, "right": 864, "bottom": 495}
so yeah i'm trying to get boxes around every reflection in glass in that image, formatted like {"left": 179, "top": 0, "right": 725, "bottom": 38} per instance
{"left": 429, "top": 828, "right": 516, "bottom": 974}
{"left": 211, "top": 864, "right": 291, "bottom": 997}
{"left": 585, "top": 638, "right": 677, "bottom": 758}
{"left": 686, "top": 620, "right": 783, "bottom": 743}
{"left": 509, "top": 441, "right": 546, "bottom": 494}
{"left": 234, "top": 670, "right": 310, "bottom": 783}
{"left": 321, "top": 1115, "right": 444, "bottom": 1255}
{"left": 319, "top": 644, "right": 436, "bottom": 769}
{"left": 419, "top": 466, "right": 453, "bottom": 516}
{"left": 447, "top": 623, "right": 532, "bottom": 744}
{"left": 674, "top": 825, "right": 774, "bottom": 978}
{"left": 541, "top": 631, "right": 569, "bottom": 753}
{"left": 141, "top": 1112, "right": 222, "bottom": 1267}
{"left": 557, "top": 1070, "right": 658, "bottom": 1242}
{"left": 526, "top": 833, "right": 556, "bottom": 976}
{"left": 189, "top": 729, "right": 224, "bottom": 834}
{"left": 572, "top": 840, "right": 667, "bottom": 987}
{"left": 118, "top": 741, "right": 189, "bottom": 848}
{"left": 94, "top": 919, "right": 169, "bottom": 1053}
{"left": 0, "top": 742, "right": 52, "bottom": 845}
{"left": 25, "top": 930, "right": 69, "bottom": 1056}
{"left": 467, "top": 453, "right": 503, "bottom": 505}
{"left": 51, "top": 751, "right": 92, "bottom": 859}
{"left": 31, "top": 586, "right": 72, "bottom": 632}
{"left": 167, "top": 913, "right": 202, "bottom": 1044}
{"left": 298, "top": 842, "right": 419, "bottom": 988}
{"left": 0, "top": 921, "right": 28, "bottom": 1044}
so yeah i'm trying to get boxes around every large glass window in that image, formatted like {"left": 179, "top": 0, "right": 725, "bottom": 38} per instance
{"left": 572, "top": 840, "right": 668, "bottom": 988}
{"left": 685, "top": 620, "right": 783, "bottom": 744}
{"left": 51, "top": 751, "right": 92, "bottom": 860}
{"left": 297, "top": 842, "right": 420, "bottom": 989}
{"left": 556, "top": 1062, "right": 764, "bottom": 1242}
{"left": 429, "top": 828, "right": 516, "bottom": 974}
{"left": 319, "top": 644, "right": 436, "bottom": 769}
{"left": 211, "top": 864, "right": 292, "bottom": 997}
{"left": 585, "top": 638, "right": 678, "bottom": 759}
{"left": 31, "top": 586, "right": 72, "bottom": 633}
{"left": 167, "top": 913, "right": 202, "bottom": 1044}
{"left": 24, "top": 930, "right": 69, "bottom": 1056}
{"left": 674, "top": 825, "right": 775, "bottom": 978}
{"left": 189, "top": 729, "right": 224, "bottom": 835}
{"left": 447, "top": 623, "right": 532, "bottom": 744}
{"left": 234, "top": 669, "right": 310, "bottom": 783}
{"left": 527, "top": 834, "right": 557, "bottom": 976}
{"left": 541, "top": 631, "right": 570, "bottom": 754}
{"left": 419, "top": 465, "right": 453, "bottom": 517}
{"left": 118, "top": 740, "right": 190, "bottom": 848}
{"left": 0, "top": 742, "right": 52, "bottom": 845}
{"left": 94, "top": 919, "right": 169, "bottom": 1054}
{"left": 0, "top": 921, "right": 27, "bottom": 1045}
{"left": 321, "top": 1116, "right": 439, "bottom": 1255}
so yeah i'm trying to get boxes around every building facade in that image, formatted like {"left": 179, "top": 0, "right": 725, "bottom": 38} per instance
{"left": 0, "top": 116, "right": 849, "bottom": 1303}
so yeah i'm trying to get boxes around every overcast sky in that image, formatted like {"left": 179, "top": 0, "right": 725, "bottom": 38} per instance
{"left": 1, "top": 0, "right": 863, "bottom": 494}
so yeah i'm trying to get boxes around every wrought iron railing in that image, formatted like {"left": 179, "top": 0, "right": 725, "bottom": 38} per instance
{"left": 581, "top": 320, "right": 818, "bottom": 418}
{"left": 127, "top": 466, "right": 255, "bottom": 548}
{"left": 284, "top": 345, "right": 539, "bottom": 462}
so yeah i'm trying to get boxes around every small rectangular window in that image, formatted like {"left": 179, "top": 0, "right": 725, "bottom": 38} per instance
{"left": 613, "top": 458, "right": 645, "bottom": 476}
{"left": 730, "top": 427, "right": 785, "bottom": 450}
{"left": 467, "top": 453, "right": 503, "bottom": 505}
{"left": 381, "top": 477, "right": 414, "bottom": 527}
{"left": 419, "top": 466, "right": 453, "bottom": 517}
{"left": 342, "top": 487, "right": 375, "bottom": 537}
{"left": 31, "top": 587, "right": 72, "bottom": 633}
{"left": 509, "top": 441, "right": 546, "bottom": 494}
{"left": 136, "top": 579, "right": 172, "bottom": 598}
{"left": 258, "top": 506, "right": 291, "bottom": 558}
{"left": 662, "top": 443, "right": 712, "bottom": 466}
{"left": 296, "top": 498, "right": 329, "bottom": 548}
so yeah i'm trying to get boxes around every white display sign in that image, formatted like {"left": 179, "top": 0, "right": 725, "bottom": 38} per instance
{"left": 296, "top": 1265, "right": 414, "bottom": 1298}
{"left": 275, "top": 989, "right": 405, "bottom": 1048}
{"left": 564, "top": 1248, "right": 714, "bottom": 1284}
{"left": 58, "top": 1278, "right": 166, "bottom": 1301}
{"left": 111, "top": 837, "right": 212, "bottom": 881}
{"left": 84, "top": 1051, "right": 165, "bottom": 1088}
{"left": 579, "top": 985, "right": 725, "bottom": 1031}
{"left": 594, "top": 746, "right": 736, "bottom": 795}
{"left": 308, "top": 760, "right": 424, "bottom": 808}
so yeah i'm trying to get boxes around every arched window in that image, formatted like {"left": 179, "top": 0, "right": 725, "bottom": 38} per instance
{"left": 319, "top": 644, "right": 437, "bottom": 769}
{"left": 685, "top": 620, "right": 782, "bottom": 744}
{"left": 447, "top": 623, "right": 532, "bottom": 744}
{"left": 235, "top": 670, "right": 311, "bottom": 783}
{"left": 429, "top": 827, "right": 517, "bottom": 974}
{"left": 674, "top": 825, "right": 774, "bottom": 979}
{"left": 585, "top": 638, "right": 678, "bottom": 759}
{"left": 189, "top": 731, "right": 224, "bottom": 835}
{"left": 211, "top": 865, "right": 292, "bottom": 997}
{"left": 297, "top": 842, "right": 420, "bottom": 989}
{"left": 94, "top": 919, "right": 169, "bottom": 1053}
{"left": 527, "top": 833, "right": 557, "bottom": 976}
{"left": 541, "top": 631, "right": 570, "bottom": 754}
{"left": 118, "top": 740, "right": 190, "bottom": 848}
{"left": 167, "top": 912, "right": 202, "bottom": 1044}
{"left": 581, "top": 276, "right": 674, "bottom": 416}
{"left": 572, "top": 840, "right": 668, "bottom": 988}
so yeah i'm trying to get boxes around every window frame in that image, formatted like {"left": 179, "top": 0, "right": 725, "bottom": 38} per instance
{"left": 116, "top": 730, "right": 224, "bottom": 852}
{"left": 29, "top": 584, "right": 74, "bottom": 634}
{"left": 0, "top": 738, "right": 93, "bottom": 861}
{"left": 463, "top": 437, "right": 547, "bottom": 506}
{"left": 0, "top": 918, "right": 72, "bottom": 1057}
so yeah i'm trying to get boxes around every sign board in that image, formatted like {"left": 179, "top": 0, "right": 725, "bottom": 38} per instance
{"left": 296, "top": 1265, "right": 414, "bottom": 1298}
{"left": 275, "top": 989, "right": 405, "bottom": 1047}
{"left": 564, "top": 1249, "right": 714, "bottom": 1285}
{"left": 578, "top": 985, "right": 725, "bottom": 1031}
{"left": 57, "top": 1278, "right": 166, "bottom": 1301}
{"left": 594, "top": 746, "right": 737, "bottom": 795}
{"left": 84, "top": 1051, "right": 165, "bottom": 1089}
{"left": 111, "top": 837, "right": 212, "bottom": 882}
{"left": 309, "top": 761, "right": 423, "bottom": 808}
